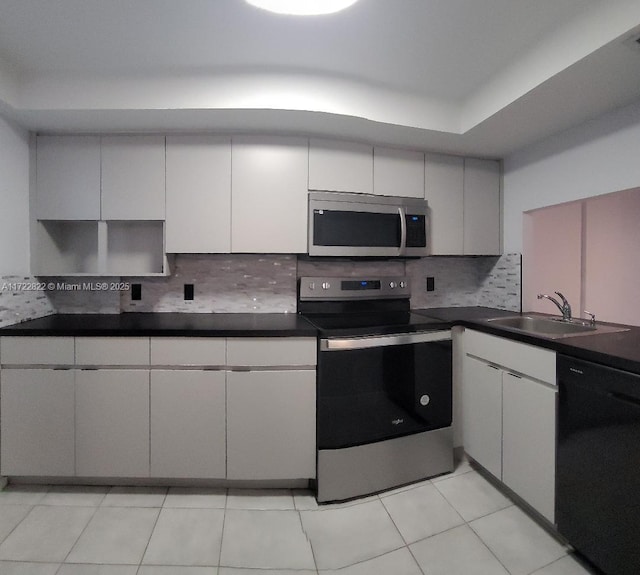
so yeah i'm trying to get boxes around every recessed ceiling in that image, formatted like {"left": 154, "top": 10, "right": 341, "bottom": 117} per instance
{"left": 1, "top": 0, "right": 640, "bottom": 156}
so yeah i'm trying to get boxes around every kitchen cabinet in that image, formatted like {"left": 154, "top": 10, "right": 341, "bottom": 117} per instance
{"left": 101, "top": 135, "right": 166, "bottom": 220}
{"left": 35, "top": 220, "right": 166, "bottom": 276}
{"left": 75, "top": 336, "right": 150, "bottom": 477}
{"left": 424, "top": 153, "right": 464, "bottom": 254}
{"left": 149, "top": 336, "right": 227, "bottom": 478}
{"left": 150, "top": 370, "right": 226, "bottom": 478}
{"left": 462, "top": 329, "right": 556, "bottom": 522}
{"left": 463, "top": 158, "right": 501, "bottom": 255}
{"left": 35, "top": 135, "right": 101, "bottom": 220}
{"left": 461, "top": 355, "right": 503, "bottom": 479}
{"left": 227, "top": 370, "right": 316, "bottom": 480}
{"left": 226, "top": 336, "right": 317, "bottom": 480}
{"left": 373, "top": 147, "right": 424, "bottom": 198}
{"left": 231, "top": 136, "right": 308, "bottom": 253}
{"left": 502, "top": 371, "right": 556, "bottom": 523}
{"left": 424, "top": 154, "right": 501, "bottom": 255}
{"left": 0, "top": 369, "right": 75, "bottom": 476}
{"left": 165, "top": 135, "right": 232, "bottom": 253}
{"left": 0, "top": 335, "right": 76, "bottom": 476}
{"left": 75, "top": 369, "right": 150, "bottom": 477}
{"left": 309, "top": 138, "right": 373, "bottom": 194}
{"left": 33, "top": 135, "right": 167, "bottom": 275}
{"left": 75, "top": 336, "right": 149, "bottom": 366}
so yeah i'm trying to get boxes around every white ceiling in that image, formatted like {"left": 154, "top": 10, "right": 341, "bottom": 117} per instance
{"left": 1, "top": 0, "right": 640, "bottom": 157}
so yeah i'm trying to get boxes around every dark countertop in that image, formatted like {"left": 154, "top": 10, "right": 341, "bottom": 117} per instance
{"left": 3, "top": 307, "right": 640, "bottom": 375}
{"left": 415, "top": 306, "right": 640, "bottom": 376}
{"left": 0, "top": 313, "right": 318, "bottom": 338}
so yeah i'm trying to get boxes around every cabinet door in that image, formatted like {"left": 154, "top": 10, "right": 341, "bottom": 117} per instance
{"left": 424, "top": 153, "right": 464, "bottom": 255}
{"left": 462, "top": 355, "right": 502, "bottom": 479}
{"left": 1, "top": 369, "right": 75, "bottom": 476}
{"left": 231, "top": 136, "right": 308, "bottom": 253}
{"left": 166, "top": 135, "right": 231, "bottom": 253}
{"left": 373, "top": 147, "right": 424, "bottom": 198}
{"left": 75, "top": 369, "right": 149, "bottom": 477}
{"left": 227, "top": 370, "right": 316, "bottom": 480}
{"left": 502, "top": 372, "right": 556, "bottom": 522}
{"left": 101, "top": 135, "right": 166, "bottom": 220}
{"left": 308, "top": 138, "right": 373, "bottom": 194}
{"left": 150, "top": 370, "right": 226, "bottom": 478}
{"left": 463, "top": 158, "right": 501, "bottom": 255}
{"left": 36, "top": 136, "right": 101, "bottom": 220}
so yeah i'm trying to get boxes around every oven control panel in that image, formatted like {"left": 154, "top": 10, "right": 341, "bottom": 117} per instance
{"left": 299, "top": 276, "right": 411, "bottom": 300}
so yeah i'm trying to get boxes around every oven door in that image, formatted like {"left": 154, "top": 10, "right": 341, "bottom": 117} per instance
{"left": 317, "top": 331, "right": 452, "bottom": 450}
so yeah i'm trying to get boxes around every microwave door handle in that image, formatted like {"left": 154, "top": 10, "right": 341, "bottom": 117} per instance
{"left": 398, "top": 207, "right": 407, "bottom": 255}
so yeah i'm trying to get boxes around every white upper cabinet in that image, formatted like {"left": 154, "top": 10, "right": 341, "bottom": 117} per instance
{"left": 36, "top": 135, "right": 101, "bottom": 220}
{"left": 165, "top": 135, "right": 231, "bottom": 253}
{"left": 425, "top": 153, "right": 464, "bottom": 254}
{"left": 231, "top": 136, "right": 308, "bottom": 253}
{"left": 463, "top": 158, "right": 501, "bottom": 255}
{"left": 101, "top": 135, "right": 166, "bottom": 220}
{"left": 425, "top": 154, "right": 501, "bottom": 255}
{"left": 373, "top": 147, "right": 424, "bottom": 198}
{"left": 308, "top": 138, "right": 373, "bottom": 194}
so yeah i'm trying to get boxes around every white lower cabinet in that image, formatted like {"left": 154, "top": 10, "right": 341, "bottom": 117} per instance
{"left": 227, "top": 370, "right": 316, "bottom": 480}
{"left": 462, "top": 329, "right": 556, "bottom": 523}
{"left": 0, "top": 369, "right": 75, "bottom": 476}
{"left": 502, "top": 371, "right": 557, "bottom": 522}
{"left": 461, "top": 356, "right": 503, "bottom": 479}
{"left": 75, "top": 369, "right": 150, "bottom": 477}
{"left": 150, "top": 370, "right": 226, "bottom": 478}
{"left": 0, "top": 336, "right": 316, "bottom": 483}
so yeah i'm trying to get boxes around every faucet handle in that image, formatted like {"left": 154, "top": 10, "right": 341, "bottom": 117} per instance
{"left": 554, "top": 291, "right": 569, "bottom": 306}
{"left": 584, "top": 310, "right": 596, "bottom": 325}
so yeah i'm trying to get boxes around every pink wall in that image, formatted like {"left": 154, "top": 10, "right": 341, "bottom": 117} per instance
{"left": 523, "top": 187, "right": 640, "bottom": 326}
{"left": 585, "top": 188, "right": 640, "bottom": 326}
{"left": 523, "top": 202, "right": 582, "bottom": 317}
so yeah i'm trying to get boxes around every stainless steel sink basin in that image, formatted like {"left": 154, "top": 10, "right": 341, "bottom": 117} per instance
{"left": 485, "top": 315, "right": 629, "bottom": 339}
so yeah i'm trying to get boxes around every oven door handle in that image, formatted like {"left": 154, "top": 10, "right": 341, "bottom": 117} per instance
{"left": 320, "top": 330, "right": 451, "bottom": 351}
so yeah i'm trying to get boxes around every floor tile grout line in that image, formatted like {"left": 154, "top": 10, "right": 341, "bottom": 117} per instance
{"left": 297, "top": 507, "right": 319, "bottom": 573}
{"left": 134, "top": 502, "right": 163, "bottom": 570}
{"left": 217, "top": 495, "right": 228, "bottom": 570}
{"left": 54, "top": 503, "right": 102, "bottom": 565}
{"left": 466, "top": 513, "right": 526, "bottom": 575}
{"left": 0, "top": 503, "right": 38, "bottom": 550}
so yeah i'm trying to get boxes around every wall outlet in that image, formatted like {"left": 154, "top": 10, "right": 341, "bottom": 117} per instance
{"left": 131, "top": 283, "right": 142, "bottom": 300}
{"left": 184, "top": 284, "right": 195, "bottom": 300}
{"left": 426, "top": 277, "right": 435, "bottom": 292}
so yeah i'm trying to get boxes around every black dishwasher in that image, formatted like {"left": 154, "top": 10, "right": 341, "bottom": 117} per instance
{"left": 557, "top": 355, "right": 640, "bottom": 575}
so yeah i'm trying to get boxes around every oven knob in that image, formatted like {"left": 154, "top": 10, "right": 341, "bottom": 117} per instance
{"left": 389, "top": 281, "right": 396, "bottom": 289}
{"left": 419, "top": 394, "right": 430, "bottom": 406}
{"left": 308, "top": 282, "right": 315, "bottom": 290}
{"left": 322, "top": 282, "right": 331, "bottom": 290}
{"left": 399, "top": 281, "right": 407, "bottom": 289}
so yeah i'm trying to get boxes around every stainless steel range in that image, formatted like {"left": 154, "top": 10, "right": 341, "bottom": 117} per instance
{"left": 299, "top": 276, "right": 454, "bottom": 503}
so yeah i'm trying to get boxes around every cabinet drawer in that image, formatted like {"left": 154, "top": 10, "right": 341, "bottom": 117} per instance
{"left": 0, "top": 336, "right": 75, "bottom": 366}
{"left": 150, "top": 337, "right": 226, "bottom": 366}
{"left": 76, "top": 337, "right": 150, "bottom": 366}
{"left": 226, "top": 337, "right": 317, "bottom": 367}
{"left": 465, "top": 330, "right": 555, "bottom": 384}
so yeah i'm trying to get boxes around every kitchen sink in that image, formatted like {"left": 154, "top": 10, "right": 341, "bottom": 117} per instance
{"left": 485, "top": 315, "right": 629, "bottom": 339}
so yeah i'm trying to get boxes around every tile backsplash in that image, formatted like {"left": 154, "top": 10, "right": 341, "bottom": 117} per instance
{"left": 0, "top": 275, "right": 56, "bottom": 327}
{"left": 0, "top": 254, "right": 521, "bottom": 326}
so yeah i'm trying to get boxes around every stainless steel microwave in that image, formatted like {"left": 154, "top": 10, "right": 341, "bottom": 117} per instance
{"left": 308, "top": 191, "right": 429, "bottom": 257}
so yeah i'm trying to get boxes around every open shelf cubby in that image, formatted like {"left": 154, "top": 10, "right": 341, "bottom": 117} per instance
{"left": 35, "top": 220, "right": 167, "bottom": 276}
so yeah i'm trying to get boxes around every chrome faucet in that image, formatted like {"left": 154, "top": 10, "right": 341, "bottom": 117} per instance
{"left": 537, "top": 292, "right": 572, "bottom": 321}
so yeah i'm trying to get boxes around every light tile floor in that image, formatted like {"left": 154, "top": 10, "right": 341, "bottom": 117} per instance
{"left": 0, "top": 459, "right": 599, "bottom": 575}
